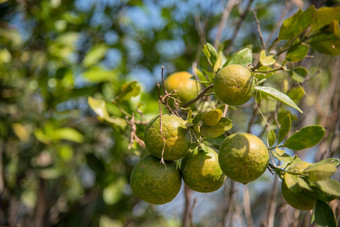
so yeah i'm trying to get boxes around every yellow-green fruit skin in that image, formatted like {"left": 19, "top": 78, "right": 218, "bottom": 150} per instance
{"left": 130, "top": 155, "right": 182, "bottom": 204}
{"left": 181, "top": 147, "right": 226, "bottom": 193}
{"left": 144, "top": 114, "right": 189, "bottom": 161}
{"left": 214, "top": 65, "right": 255, "bottom": 106}
{"left": 218, "top": 132, "right": 269, "bottom": 184}
{"left": 281, "top": 182, "right": 315, "bottom": 210}
{"left": 164, "top": 72, "right": 201, "bottom": 105}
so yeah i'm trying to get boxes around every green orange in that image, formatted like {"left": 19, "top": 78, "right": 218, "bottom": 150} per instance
{"left": 218, "top": 132, "right": 269, "bottom": 184}
{"left": 130, "top": 155, "right": 182, "bottom": 204}
{"left": 144, "top": 114, "right": 189, "bottom": 161}
{"left": 164, "top": 71, "right": 201, "bottom": 105}
{"left": 214, "top": 65, "right": 255, "bottom": 106}
{"left": 181, "top": 146, "right": 226, "bottom": 193}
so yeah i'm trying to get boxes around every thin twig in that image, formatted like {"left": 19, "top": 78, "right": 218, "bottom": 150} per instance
{"left": 194, "top": 15, "right": 209, "bottom": 45}
{"left": 223, "top": 104, "right": 229, "bottom": 117}
{"left": 182, "top": 84, "right": 214, "bottom": 108}
{"left": 161, "top": 66, "right": 166, "bottom": 95}
{"left": 251, "top": 66, "right": 285, "bottom": 74}
{"left": 222, "top": 180, "right": 235, "bottom": 227}
{"left": 0, "top": 143, "right": 3, "bottom": 194}
{"left": 267, "top": 174, "right": 279, "bottom": 227}
{"left": 252, "top": 9, "right": 267, "bottom": 50}
{"left": 214, "top": 0, "right": 240, "bottom": 48}
{"left": 243, "top": 185, "right": 254, "bottom": 227}
{"left": 266, "top": 1, "right": 292, "bottom": 46}
{"left": 226, "top": 0, "right": 254, "bottom": 52}
{"left": 247, "top": 104, "right": 258, "bottom": 133}
{"left": 126, "top": 114, "right": 146, "bottom": 150}
{"left": 182, "top": 184, "right": 193, "bottom": 227}
{"left": 157, "top": 83, "right": 166, "bottom": 166}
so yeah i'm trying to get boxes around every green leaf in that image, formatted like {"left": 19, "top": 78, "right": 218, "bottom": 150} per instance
{"left": 88, "top": 96, "right": 110, "bottom": 119}
{"left": 115, "top": 81, "right": 141, "bottom": 102}
{"left": 259, "top": 50, "right": 276, "bottom": 66}
{"left": 213, "top": 51, "right": 224, "bottom": 73}
{"left": 305, "top": 164, "right": 338, "bottom": 182}
{"left": 315, "top": 178, "right": 340, "bottom": 198}
{"left": 202, "top": 69, "right": 215, "bottom": 82}
{"left": 272, "top": 149, "right": 294, "bottom": 163}
{"left": 200, "top": 117, "right": 232, "bottom": 138}
{"left": 312, "top": 200, "right": 336, "bottom": 227}
{"left": 279, "top": 6, "right": 316, "bottom": 40}
{"left": 202, "top": 109, "right": 223, "bottom": 126}
{"left": 224, "top": 48, "right": 252, "bottom": 67}
{"left": 289, "top": 67, "right": 309, "bottom": 83}
{"left": 194, "top": 67, "right": 208, "bottom": 82}
{"left": 283, "top": 125, "right": 325, "bottom": 150}
{"left": 296, "top": 177, "right": 312, "bottom": 191}
{"left": 252, "top": 66, "right": 275, "bottom": 80}
{"left": 203, "top": 43, "right": 217, "bottom": 66}
{"left": 103, "top": 178, "right": 126, "bottom": 205}
{"left": 286, "top": 44, "right": 309, "bottom": 62}
{"left": 267, "top": 130, "right": 276, "bottom": 147}
{"left": 309, "top": 20, "right": 340, "bottom": 56}
{"left": 83, "top": 44, "right": 108, "bottom": 67}
{"left": 255, "top": 86, "right": 303, "bottom": 113}
{"left": 88, "top": 97, "right": 127, "bottom": 128}
{"left": 255, "top": 90, "right": 261, "bottom": 104}
{"left": 278, "top": 113, "right": 291, "bottom": 144}
{"left": 83, "top": 66, "right": 117, "bottom": 83}
{"left": 54, "top": 127, "right": 84, "bottom": 143}
{"left": 288, "top": 86, "right": 306, "bottom": 103}
{"left": 310, "top": 158, "right": 340, "bottom": 168}
{"left": 283, "top": 173, "right": 300, "bottom": 192}
{"left": 311, "top": 5, "right": 340, "bottom": 31}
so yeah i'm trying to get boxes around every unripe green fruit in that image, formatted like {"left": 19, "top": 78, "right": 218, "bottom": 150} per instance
{"left": 214, "top": 65, "right": 255, "bottom": 106}
{"left": 130, "top": 155, "right": 182, "bottom": 204}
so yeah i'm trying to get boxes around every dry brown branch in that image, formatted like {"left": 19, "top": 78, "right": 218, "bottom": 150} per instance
{"left": 182, "top": 184, "right": 193, "bottom": 227}
{"left": 266, "top": 175, "right": 279, "bottom": 227}
{"left": 266, "top": 1, "right": 292, "bottom": 46}
{"left": 226, "top": 0, "right": 255, "bottom": 52}
{"left": 126, "top": 114, "right": 146, "bottom": 150}
{"left": 252, "top": 10, "right": 267, "bottom": 50}
{"left": 214, "top": 0, "right": 240, "bottom": 48}
{"left": 222, "top": 180, "right": 235, "bottom": 227}
{"left": 182, "top": 84, "right": 214, "bottom": 108}
{"left": 243, "top": 185, "right": 254, "bottom": 227}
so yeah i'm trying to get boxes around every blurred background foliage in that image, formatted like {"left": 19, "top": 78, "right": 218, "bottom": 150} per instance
{"left": 0, "top": 0, "right": 339, "bottom": 226}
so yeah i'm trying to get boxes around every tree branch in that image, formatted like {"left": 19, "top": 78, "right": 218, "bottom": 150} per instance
{"left": 182, "top": 84, "right": 214, "bottom": 108}
{"left": 182, "top": 184, "right": 194, "bottom": 227}
{"left": 226, "top": 0, "right": 254, "bottom": 52}
{"left": 252, "top": 10, "right": 267, "bottom": 50}
{"left": 214, "top": 0, "right": 240, "bottom": 48}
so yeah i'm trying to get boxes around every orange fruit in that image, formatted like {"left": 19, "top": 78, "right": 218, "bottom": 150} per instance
{"left": 144, "top": 114, "right": 189, "bottom": 161}
{"left": 218, "top": 132, "right": 269, "bottom": 184}
{"left": 181, "top": 146, "right": 226, "bottom": 193}
{"left": 130, "top": 155, "right": 182, "bottom": 204}
{"left": 214, "top": 65, "right": 255, "bottom": 106}
{"left": 164, "top": 72, "right": 201, "bottom": 106}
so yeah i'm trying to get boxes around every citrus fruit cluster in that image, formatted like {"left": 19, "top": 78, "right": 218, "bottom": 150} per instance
{"left": 130, "top": 114, "right": 270, "bottom": 204}
{"left": 130, "top": 66, "right": 272, "bottom": 205}
{"left": 130, "top": 114, "right": 227, "bottom": 204}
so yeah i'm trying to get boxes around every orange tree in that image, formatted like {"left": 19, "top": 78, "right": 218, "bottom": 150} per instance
{"left": 0, "top": 0, "right": 339, "bottom": 226}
